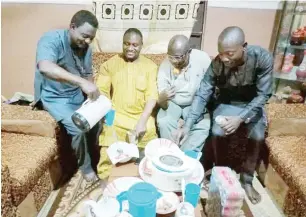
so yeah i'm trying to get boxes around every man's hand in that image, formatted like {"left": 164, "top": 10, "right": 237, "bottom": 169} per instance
{"left": 79, "top": 80, "right": 100, "bottom": 100}
{"left": 135, "top": 119, "right": 147, "bottom": 138}
{"left": 29, "top": 101, "right": 35, "bottom": 108}
{"left": 221, "top": 116, "right": 244, "bottom": 135}
{"left": 158, "top": 86, "right": 176, "bottom": 103}
{"left": 173, "top": 126, "right": 190, "bottom": 145}
{"left": 177, "top": 119, "right": 185, "bottom": 129}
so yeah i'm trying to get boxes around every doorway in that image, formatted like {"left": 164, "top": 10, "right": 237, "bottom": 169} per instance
{"left": 189, "top": 1, "right": 207, "bottom": 50}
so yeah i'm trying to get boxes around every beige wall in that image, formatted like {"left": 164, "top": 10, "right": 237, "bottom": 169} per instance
{"left": 203, "top": 7, "right": 277, "bottom": 56}
{"left": 1, "top": 3, "right": 90, "bottom": 98}
{"left": 1, "top": 3, "right": 277, "bottom": 98}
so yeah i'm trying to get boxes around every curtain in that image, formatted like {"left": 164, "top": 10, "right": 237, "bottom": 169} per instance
{"left": 92, "top": 0, "right": 201, "bottom": 54}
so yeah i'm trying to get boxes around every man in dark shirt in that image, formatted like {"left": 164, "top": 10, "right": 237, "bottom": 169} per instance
{"left": 175, "top": 26, "right": 273, "bottom": 204}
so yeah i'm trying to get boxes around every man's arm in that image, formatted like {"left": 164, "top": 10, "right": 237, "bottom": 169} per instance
{"left": 38, "top": 60, "right": 87, "bottom": 86}
{"left": 238, "top": 51, "right": 273, "bottom": 122}
{"left": 185, "top": 63, "right": 216, "bottom": 129}
{"left": 158, "top": 96, "right": 168, "bottom": 110}
{"left": 36, "top": 33, "right": 89, "bottom": 86}
{"left": 139, "top": 99, "right": 157, "bottom": 123}
{"left": 87, "top": 75, "right": 94, "bottom": 83}
{"left": 142, "top": 64, "right": 159, "bottom": 120}
{"left": 134, "top": 64, "right": 158, "bottom": 137}
{"left": 157, "top": 60, "right": 172, "bottom": 109}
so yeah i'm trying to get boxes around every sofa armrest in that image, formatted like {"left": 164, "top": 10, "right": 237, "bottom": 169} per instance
{"left": 1, "top": 104, "right": 58, "bottom": 138}
{"left": 265, "top": 104, "right": 306, "bottom": 136}
{"left": 1, "top": 119, "right": 56, "bottom": 138}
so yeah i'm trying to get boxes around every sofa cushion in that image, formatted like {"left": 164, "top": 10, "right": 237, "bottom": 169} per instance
{"left": 266, "top": 136, "right": 306, "bottom": 216}
{"left": 1, "top": 104, "right": 57, "bottom": 136}
{"left": 92, "top": 52, "right": 166, "bottom": 75}
{"left": 1, "top": 104, "right": 57, "bottom": 138}
{"left": 266, "top": 104, "right": 306, "bottom": 136}
{"left": 1, "top": 163, "right": 18, "bottom": 217}
{"left": 1, "top": 104, "right": 55, "bottom": 122}
{"left": 1, "top": 132, "right": 57, "bottom": 206}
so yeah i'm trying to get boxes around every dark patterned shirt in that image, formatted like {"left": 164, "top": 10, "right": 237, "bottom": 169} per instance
{"left": 185, "top": 45, "right": 273, "bottom": 128}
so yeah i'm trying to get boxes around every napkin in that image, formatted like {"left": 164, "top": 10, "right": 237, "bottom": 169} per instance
{"left": 107, "top": 142, "right": 139, "bottom": 165}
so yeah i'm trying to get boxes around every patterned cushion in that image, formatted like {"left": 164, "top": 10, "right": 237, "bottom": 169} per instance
{"left": 92, "top": 52, "right": 166, "bottom": 75}
{"left": 1, "top": 104, "right": 58, "bottom": 138}
{"left": 1, "top": 132, "right": 57, "bottom": 206}
{"left": 1, "top": 104, "right": 55, "bottom": 123}
{"left": 266, "top": 136, "right": 306, "bottom": 217}
{"left": 266, "top": 104, "right": 306, "bottom": 136}
{"left": 32, "top": 170, "right": 53, "bottom": 211}
{"left": 1, "top": 163, "right": 16, "bottom": 217}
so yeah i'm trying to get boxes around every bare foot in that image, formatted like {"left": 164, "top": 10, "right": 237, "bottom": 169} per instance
{"left": 82, "top": 170, "right": 99, "bottom": 182}
{"left": 242, "top": 183, "right": 261, "bottom": 204}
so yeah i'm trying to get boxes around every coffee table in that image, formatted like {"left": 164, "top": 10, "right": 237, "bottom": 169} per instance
{"left": 53, "top": 162, "right": 253, "bottom": 217}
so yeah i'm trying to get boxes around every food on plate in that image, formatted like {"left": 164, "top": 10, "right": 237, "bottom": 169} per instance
{"left": 157, "top": 199, "right": 173, "bottom": 212}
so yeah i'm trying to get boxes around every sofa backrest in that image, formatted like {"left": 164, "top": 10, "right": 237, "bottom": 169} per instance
{"left": 92, "top": 52, "right": 167, "bottom": 75}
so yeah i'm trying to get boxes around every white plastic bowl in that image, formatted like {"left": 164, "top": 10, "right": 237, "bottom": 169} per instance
{"left": 138, "top": 157, "right": 204, "bottom": 192}
{"left": 145, "top": 138, "right": 182, "bottom": 160}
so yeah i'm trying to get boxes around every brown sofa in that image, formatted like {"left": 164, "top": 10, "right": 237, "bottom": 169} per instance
{"left": 2, "top": 164, "right": 18, "bottom": 217}
{"left": 1, "top": 52, "right": 167, "bottom": 217}
{"left": 1, "top": 104, "right": 67, "bottom": 217}
{"left": 263, "top": 104, "right": 306, "bottom": 217}
{"left": 92, "top": 52, "right": 167, "bottom": 74}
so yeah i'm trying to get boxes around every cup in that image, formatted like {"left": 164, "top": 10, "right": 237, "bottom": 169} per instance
{"left": 184, "top": 151, "right": 202, "bottom": 160}
{"left": 184, "top": 183, "right": 200, "bottom": 207}
{"left": 105, "top": 109, "right": 115, "bottom": 126}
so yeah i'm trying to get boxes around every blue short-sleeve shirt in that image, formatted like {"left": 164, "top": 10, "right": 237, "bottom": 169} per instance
{"left": 34, "top": 29, "right": 92, "bottom": 121}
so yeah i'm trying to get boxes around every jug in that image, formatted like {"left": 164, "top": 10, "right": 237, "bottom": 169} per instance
{"left": 84, "top": 197, "right": 120, "bottom": 217}
{"left": 72, "top": 95, "right": 113, "bottom": 132}
{"left": 116, "top": 182, "right": 162, "bottom": 217}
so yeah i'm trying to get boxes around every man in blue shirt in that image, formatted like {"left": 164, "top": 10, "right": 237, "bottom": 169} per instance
{"left": 175, "top": 26, "right": 273, "bottom": 204}
{"left": 34, "top": 10, "right": 100, "bottom": 181}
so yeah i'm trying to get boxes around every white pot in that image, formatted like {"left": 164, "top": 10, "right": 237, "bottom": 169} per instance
{"left": 139, "top": 157, "right": 204, "bottom": 192}
{"left": 151, "top": 151, "right": 196, "bottom": 173}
